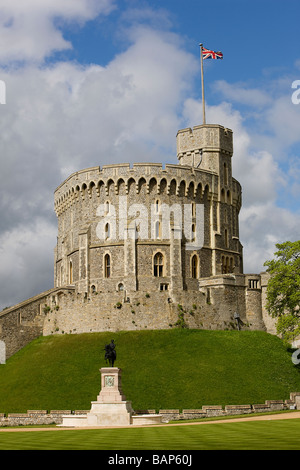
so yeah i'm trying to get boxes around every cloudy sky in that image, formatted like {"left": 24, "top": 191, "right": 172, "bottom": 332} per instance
{"left": 0, "top": 0, "right": 299, "bottom": 310}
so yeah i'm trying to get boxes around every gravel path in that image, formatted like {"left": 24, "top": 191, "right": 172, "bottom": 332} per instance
{"left": 1, "top": 411, "right": 300, "bottom": 432}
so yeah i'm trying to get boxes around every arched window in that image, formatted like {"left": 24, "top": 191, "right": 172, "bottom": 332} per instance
{"left": 222, "top": 256, "right": 233, "bottom": 274}
{"left": 227, "top": 190, "right": 231, "bottom": 204}
{"left": 191, "top": 224, "right": 196, "bottom": 242}
{"left": 118, "top": 283, "right": 124, "bottom": 291}
{"left": 154, "top": 252, "right": 164, "bottom": 277}
{"left": 222, "top": 256, "right": 228, "bottom": 274}
{"left": 105, "top": 223, "right": 110, "bottom": 240}
{"left": 224, "top": 162, "right": 228, "bottom": 186}
{"left": 192, "top": 202, "right": 196, "bottom": 217}
{"left": 155, "top": 221, "right": 161, "bottom": 239}
{"left": 69, "top": 261, "right": 73, "bottom": 284}
{"left": 155, "top": 199, "right": 160, "bottom": 213}
{"left": 191, "top": 255, "right": 198, "bottom": 279}
{"left": 60, "top": 265, "right": 63, "bottom": 286}
{"left": 221, "top": 188, "right": 225, "bottom": 203}
{"left": 104, "top": 254, "right": 111, "bottom": 278}
{"left": 225, "top": 229, "right": 229, "bottom": 248}
{"left": 104, "top": 200, "right": 110, "bottom": 215}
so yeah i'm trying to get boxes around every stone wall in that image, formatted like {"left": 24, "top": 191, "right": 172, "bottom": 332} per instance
{"left": 0, "top": 287, "right": 74, "bottom": 359}
{"left": 42, "top": 275, "right": 271, "bottom": 337}
{"left": 0, "top": 289, "right": 52, "bottom": 358}
{"left": 0, "top": 272, "right": 275, "bottom": 360}
{"left": 0, "top": 269, "right": 276, "bottom": 362}
{"left": 1, "top": 393, "right": 299, "bottom": 427}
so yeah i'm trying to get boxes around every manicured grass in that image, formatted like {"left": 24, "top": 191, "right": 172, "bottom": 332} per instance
{"left": 1, "top": 418, "right": 300, "bottom": 450}
{"left": 0, "top": 329, "right": 300, "bottom": 413}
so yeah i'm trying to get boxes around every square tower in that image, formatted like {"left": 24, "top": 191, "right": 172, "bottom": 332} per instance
{"left": 177, "top": 124, "right": 233, "bottom": 174}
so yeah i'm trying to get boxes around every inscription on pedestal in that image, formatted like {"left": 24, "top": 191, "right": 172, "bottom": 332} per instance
{"left": 105, "top": 375, "right": 114, "bottom": 387}
{"left": 97, "top": 367, "right": 127, "bottom": 403}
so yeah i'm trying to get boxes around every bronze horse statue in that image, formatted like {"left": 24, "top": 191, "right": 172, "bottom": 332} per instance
{"left": 104, "top": 339, "right": 116, "bottom": 367}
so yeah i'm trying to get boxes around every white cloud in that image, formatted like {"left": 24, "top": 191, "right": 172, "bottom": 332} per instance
{"left": 240, "top": 203, "right": 300, "bottom": 273}
{"left": 0, "top": 0, "right": 116, "bottom": 63}
{"left": 0, "top": 219, "right": 56, "bottom": 310}
{"left": 214, "top": 80, "right": 272, "bottom": 107}
{"left": 263, "top": 95, "right": 300, "bottom": 152}
{"left": 214, "top": 77, "right": 300, "bottom": 160}
{"left": 0, "top": 26, "right": 199, "bottom": 309}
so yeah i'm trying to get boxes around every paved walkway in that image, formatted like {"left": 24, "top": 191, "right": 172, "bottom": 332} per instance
{"left": 1, "top": 411, "right": 300, "bottom": 432}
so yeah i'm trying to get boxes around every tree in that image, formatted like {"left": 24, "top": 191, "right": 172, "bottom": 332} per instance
{"left": 264, "top": 241, "right": 300, "bottom": 344}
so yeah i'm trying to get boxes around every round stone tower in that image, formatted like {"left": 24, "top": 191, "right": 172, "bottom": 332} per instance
{"left": 54, "top": 123, "right": 243, "bottom": 297}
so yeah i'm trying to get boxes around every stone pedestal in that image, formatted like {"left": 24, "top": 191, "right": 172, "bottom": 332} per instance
{"left": 60, "top": 366, "right": 162, "bottom": 427}
{"left": 60, "top": 367, "right": 134, "bottom": 427}
{"left": 97, "top": 367, "right": 127, "bottom": 403}
{"left": 87, "top": 367, "right": 133, "bottom": 426}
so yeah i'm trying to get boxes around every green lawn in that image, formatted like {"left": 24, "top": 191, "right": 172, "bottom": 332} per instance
{"left": 0, "top": 329, "right": 300, "bottom": 413}
{"left": 1, "top": 418, "right": 300, "bottom": 450}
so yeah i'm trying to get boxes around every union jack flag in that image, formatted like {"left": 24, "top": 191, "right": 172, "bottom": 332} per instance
{"left": 202, "top": 47, "right": 223, "bottom": 60}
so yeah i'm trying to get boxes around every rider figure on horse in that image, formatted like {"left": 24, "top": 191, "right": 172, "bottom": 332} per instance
{"left": 104, "top": 339, "right": 116, "bottom": 367}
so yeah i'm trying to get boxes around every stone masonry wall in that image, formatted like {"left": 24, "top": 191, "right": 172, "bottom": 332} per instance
{"left": 0, "top": 290, "right": 52, "bottom": 358}
{"left": 54, "top": 160, "right": 243, "bottom": 293}
{"left": 42, "top": 279, "right": 266, "bottom": 337}
{"left": 0, "top": 272, "right": 273, "bottom": 360}
{"left": 0, "top": 393, "right": 299, "bottom": 427}
{"left": 0, "top": 287, "right": 74, "bottom": 359}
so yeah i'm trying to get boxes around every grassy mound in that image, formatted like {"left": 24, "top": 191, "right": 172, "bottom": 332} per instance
{"left": 0, "top": 329, "right": 299, "bottom": 413}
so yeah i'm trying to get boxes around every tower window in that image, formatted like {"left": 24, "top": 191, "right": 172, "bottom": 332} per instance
{"left": 155, "top": 221, "right": 161, "bottom": 239}
{"left": 248, "top": 279, "right": 259, "bottom": 289}
{"left": 105, "top": 223, "right": 110, "bottom": 240}
{"left": 69, "top": 261, "right": 73, "bottom": 284}
{"left": 154, "top": 252, "right": 164, "bottom": 277}
{"left": 225, "top": 229, "right": 229, "bottom": 248}
{"left": 224, "top": 163, "right": 228, "bottom": 186}
{"left": 191, "top": 255, "right": 198, "bottom": 279}
{"left": 222, "top": 256, "right": 234, "bottom": 274}
{"left": 227, "top": 190, "right": 231, "bottom": 204}
{"left": 104, "top": 254, "right": 111, "bottom": 278}
{"left": 160, "top": 283, "right": 169, "bottom": 291}
{"left": 191, "top": 224, "right": 196, "bottom": 242}
{"left": 221, "top": 188, "right": 225, "bottom": 203}
{"left": 104, "top": 201, "right": 110, "bottom": 215}
{"left": 192, "top": 202, "right": 196, "bottom": 217}
{"left": 155, "top": 200, "right": 160, "bottom": 213}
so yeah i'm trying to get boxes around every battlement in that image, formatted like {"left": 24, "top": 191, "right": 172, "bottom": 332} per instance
{"left": 53, "top": 161, "right": 218, "bottom": 213}
{"left": 177, "top": 124, "right": 233, "bottom": 173}
{"left": 177, "top": 124, "right": 233, "bottom": 156}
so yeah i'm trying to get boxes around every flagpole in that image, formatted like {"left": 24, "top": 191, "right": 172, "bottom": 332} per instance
{"left": 199, "top": 43, "right": 206, "bottom": 124}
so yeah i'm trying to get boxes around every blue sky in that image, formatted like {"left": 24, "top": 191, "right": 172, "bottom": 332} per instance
{"left": 61, "top": 0, "right": 300, "bottom": 82}
{"left": 0, "top": 0, "right": 299, "bottom": 309}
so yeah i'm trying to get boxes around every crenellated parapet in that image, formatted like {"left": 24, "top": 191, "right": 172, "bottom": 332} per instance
{"left": 177, "top": 124, "right": 233, "bottom": 171}
{"left": 54, "top": 161, "right": 241, "bottom": 216}
{"left": 54, "top": 163, "right": 213, "bottom": 215}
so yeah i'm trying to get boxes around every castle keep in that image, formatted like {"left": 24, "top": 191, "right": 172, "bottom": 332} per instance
{"left": 54, "top": 125, "right": 243, "bottom": 294}
{"left": 0, "top": 123, "right": 274, "bottom": 359}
